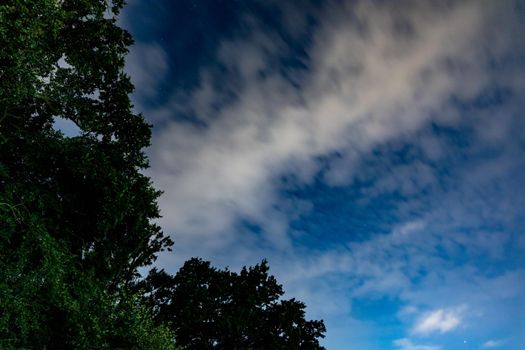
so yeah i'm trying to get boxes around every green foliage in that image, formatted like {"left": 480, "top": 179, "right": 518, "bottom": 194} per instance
{"left": 0, "top": 0, "right": 175, "bottom": 348}
{"left": 0, "top": 0, "right": 172, "bottom": 285}
{"left": 142, "top": 258, "right": 326, "bottom": 350}
{"left": 0, "top": 190, "right": 177, "bottom": 349}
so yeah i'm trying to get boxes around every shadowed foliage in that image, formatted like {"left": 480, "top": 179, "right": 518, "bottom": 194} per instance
{"left": 141, "top": 258, "right": 326, "bottom": 350}
{"left": 0, "top": 0, "right": 174, "bottom": 348}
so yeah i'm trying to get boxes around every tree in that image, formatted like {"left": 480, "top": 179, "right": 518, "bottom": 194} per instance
{"left": 0, "top": 0, "right": 172, "bottom": 286}
{"left": 1, "top": 0, "right": 175, "bottom": 348}
{"left": 0, "top": 188, "right": 177, "bottom": 349}
{"left": 142, "top": 258, "right": 326, "bottom": 350}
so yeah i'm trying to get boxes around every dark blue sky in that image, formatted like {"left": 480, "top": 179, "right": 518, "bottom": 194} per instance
{"left": 121, "top": 1, "right": 525, "bottom": 349}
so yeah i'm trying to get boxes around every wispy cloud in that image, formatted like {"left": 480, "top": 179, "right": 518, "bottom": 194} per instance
{"left": 393, "top": 338, "right": 440, "bottom": 350}
{"left": 126, "top": 42, "right": 168, "bottom": 101}
{"left": 483, "top": 339, "right": 507, "bottom": 348}
{"left": 145, "top": 0, "right": 510, "bottom": 251}
{"left": 413, "top": 306, "right": 466, "bottom": 335}
{"left": 393, "top": 220, "right": 426, "bottom": 237}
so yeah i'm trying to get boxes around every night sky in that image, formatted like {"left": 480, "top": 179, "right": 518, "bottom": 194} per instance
{"left": 118, "top": 1, "right": 525, "bottom": 349}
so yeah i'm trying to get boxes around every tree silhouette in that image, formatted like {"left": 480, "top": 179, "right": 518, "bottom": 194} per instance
{"left": 142, "top": 258, "right": 326, "bottom": 350}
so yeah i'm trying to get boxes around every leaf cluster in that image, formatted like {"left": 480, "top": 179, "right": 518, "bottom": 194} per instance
{"left": 1, "top": 0, "right": 175, "bottom": 348}
{"left": 141, "top": 258, "right": 326, "bottom": 350}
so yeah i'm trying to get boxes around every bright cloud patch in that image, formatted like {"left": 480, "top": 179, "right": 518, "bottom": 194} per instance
{"left": 413, "top": 307, "right": 465, "bottom": 335}
{"left": 394, "top": 338, "right": 440, "bottom": 350}
{"left": 483, "top": 339, "right": 506, "bottom": 348}
{"left": 146, "top": 0, "right": 505, "bottom": 249}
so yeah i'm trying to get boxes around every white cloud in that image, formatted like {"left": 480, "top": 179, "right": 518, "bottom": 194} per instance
{"left": 483, "top": 339, "right": 506, "bottom": 348}
{"left": 393, "top": 220, "right": 426, "bottom": 237}
{"left": 146, "top": 0, "right": 506, "bottom": 250}
{"left": 126, "top": 42, "right": 168, "bottom": 100}
{"left": 413, "top": 306, "right": 466, "bottom": 335}
{"left": 393, "top": 338, "right": 440, "bottom": 350}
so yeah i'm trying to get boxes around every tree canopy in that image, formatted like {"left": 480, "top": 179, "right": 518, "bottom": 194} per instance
{"left": 142, "top": 258, "right": 326, "bottom": 350}
{"left": 0, "top": 0, "right": 173, "bottom": 285}
{"left": 1, "top": 0, "right": 174, "bottom": 347}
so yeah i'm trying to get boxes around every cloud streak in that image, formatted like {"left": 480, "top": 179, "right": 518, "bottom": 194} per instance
{"left": 146, "top": 0, "right": 511, "bottom": 250}
{"left": 483, "top": 339, "right": 507, "bottom": 348}
{"left": 412, "top": 307, "right": 465, "bottom": 335}
{"left": 393, "top": 338, "right": 440, "bottom": 350}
